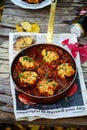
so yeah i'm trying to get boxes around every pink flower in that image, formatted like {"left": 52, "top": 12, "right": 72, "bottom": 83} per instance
{"left": 62, "top": 39, "right": 79, "bottom": 58}
{"left": 67, "top": 43, "right": 79, "bottom": 58}
{"left": 79, "top": 44, "right": 87, "bottom": 63}
{"left": 62, "top": 39, "right": 87, "bottom": 63}
{"left": 62, "top": 39, "right": 69, "bottom": 45}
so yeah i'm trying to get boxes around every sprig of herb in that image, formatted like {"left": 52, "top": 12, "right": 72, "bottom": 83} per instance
{"left": 23, "top": 56, "right": 33, "bottom": 62}
{"left": 19, "top": 73, "right": 23, "bottom": 78}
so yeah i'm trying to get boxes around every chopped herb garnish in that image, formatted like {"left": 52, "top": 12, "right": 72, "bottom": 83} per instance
{"left": 62, "top": 63, "right": 66, "bottom": 66}
{"left": 19, "top": 73, "right": 23, "bottom": 78}
{"left": 47, "top": 79, "right": 53, "bottom": 82}
{"left": 45, "top": 50, "right": 48, "bottom": 56}
{"left": 45, "top": 73, "right": 48, "bottom": 77}
{"left": 32, "top": 75, "right": 36, "bottom": 77}
{"left": 23, "top": 56, "right": 33, "bottom": 62}
{"left": 21, "top": 68, "right": 26, "bottom": 71}
{"left": 43, "top": 58, "right": 46, "bottom": 61}
{"left": 52, "top": 84, "right": 56, "bottom": 87}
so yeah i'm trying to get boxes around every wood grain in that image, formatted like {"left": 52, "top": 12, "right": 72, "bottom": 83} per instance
{"left": 0, "top": 0, "right": 87, "bottom": 127}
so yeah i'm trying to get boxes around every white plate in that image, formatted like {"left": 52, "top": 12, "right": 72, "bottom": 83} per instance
{"left": 11, "top": 0, "right": 51, "bottom": 9}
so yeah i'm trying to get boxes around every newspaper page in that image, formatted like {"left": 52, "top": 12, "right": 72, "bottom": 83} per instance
{"left": 9, "top": 32, "right": 87, "bottom": 121}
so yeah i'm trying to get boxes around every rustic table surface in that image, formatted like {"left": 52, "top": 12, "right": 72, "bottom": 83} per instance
{"left": 0, "top": 0, "right": 87, "bottom": 127}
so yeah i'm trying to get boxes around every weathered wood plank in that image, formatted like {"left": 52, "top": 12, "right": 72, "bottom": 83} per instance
{"left": 0, "top": 0, "right": 85, "bottom": 31}
{"left": 0, "top": 40, "right": 9, "bottom": 48}
{"left": 0, "top": 104, "right": 13, "bottom": 113}
{"left": 0, "top": 110, "right": 15, "bottom": 122}
{"left": 0, "top": 94, "right": 13, "bottom": 105}
{"left": 0, "top": 84, "right": 11, "bottom": 95}
{"left": 0, "top": 73, "right": 9, "bottom": 77}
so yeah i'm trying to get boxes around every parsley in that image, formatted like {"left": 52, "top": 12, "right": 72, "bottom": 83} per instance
{"left": 47, "top": 79, "right": 52, "bottom": 82}
{"left": 45, "top": 73, "right": 48, "bottom": 77}
{"left": 19, "top": 73, "right": 23, "bottom": 78}
{"left": 23, "top": 56, "right": 33, "bottom": 62}
{"left": 45, "top": 50, "right": 48, "bottom": 56}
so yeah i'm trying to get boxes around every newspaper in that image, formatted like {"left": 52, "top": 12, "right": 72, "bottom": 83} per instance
{"left": 9, "top": 32, "right": 87, "bottom": 121}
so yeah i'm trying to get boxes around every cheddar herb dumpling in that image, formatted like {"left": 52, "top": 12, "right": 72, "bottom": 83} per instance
{"left": 37, "top": 79, "right": 58, "bottom": 96}
{"left": 57, "top": 63, "right": 75, "bottom": 79}
{"left": 19, "top": 71, "right": 38, "bottom": 86}
{"left": 41, "top": 49, "right": 59, "bottom": 63}
{"left": 19, "top": 56, "right": 38, "bottom": 69}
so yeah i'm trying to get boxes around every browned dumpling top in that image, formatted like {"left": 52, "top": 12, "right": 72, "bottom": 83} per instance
{"left": 37, "top": 78, "right": 58, "bottom": 96}
{"left": 19, "top": 71, "right": 38, "bottom": 86}
{"left": 19, "top": 56, "right": 39, "bottom": 70}
{"left": 41, "top": 49, "right": 59, "bottom": 63}
{"left": 57, "top": 63, "right": 75, "bottom": 79}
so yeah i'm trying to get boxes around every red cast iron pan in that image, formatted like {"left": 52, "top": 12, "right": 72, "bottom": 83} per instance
{"left": 11, "top": 43, "right": 77, "bottom": 104}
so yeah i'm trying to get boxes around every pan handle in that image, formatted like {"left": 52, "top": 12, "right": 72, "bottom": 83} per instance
{"left": 46, "top": 0, "right": 57, "bottom": 43}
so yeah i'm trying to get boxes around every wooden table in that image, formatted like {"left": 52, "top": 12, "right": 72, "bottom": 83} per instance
{"left": 0, "top": 0, "right": 87, "bottom": 127}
